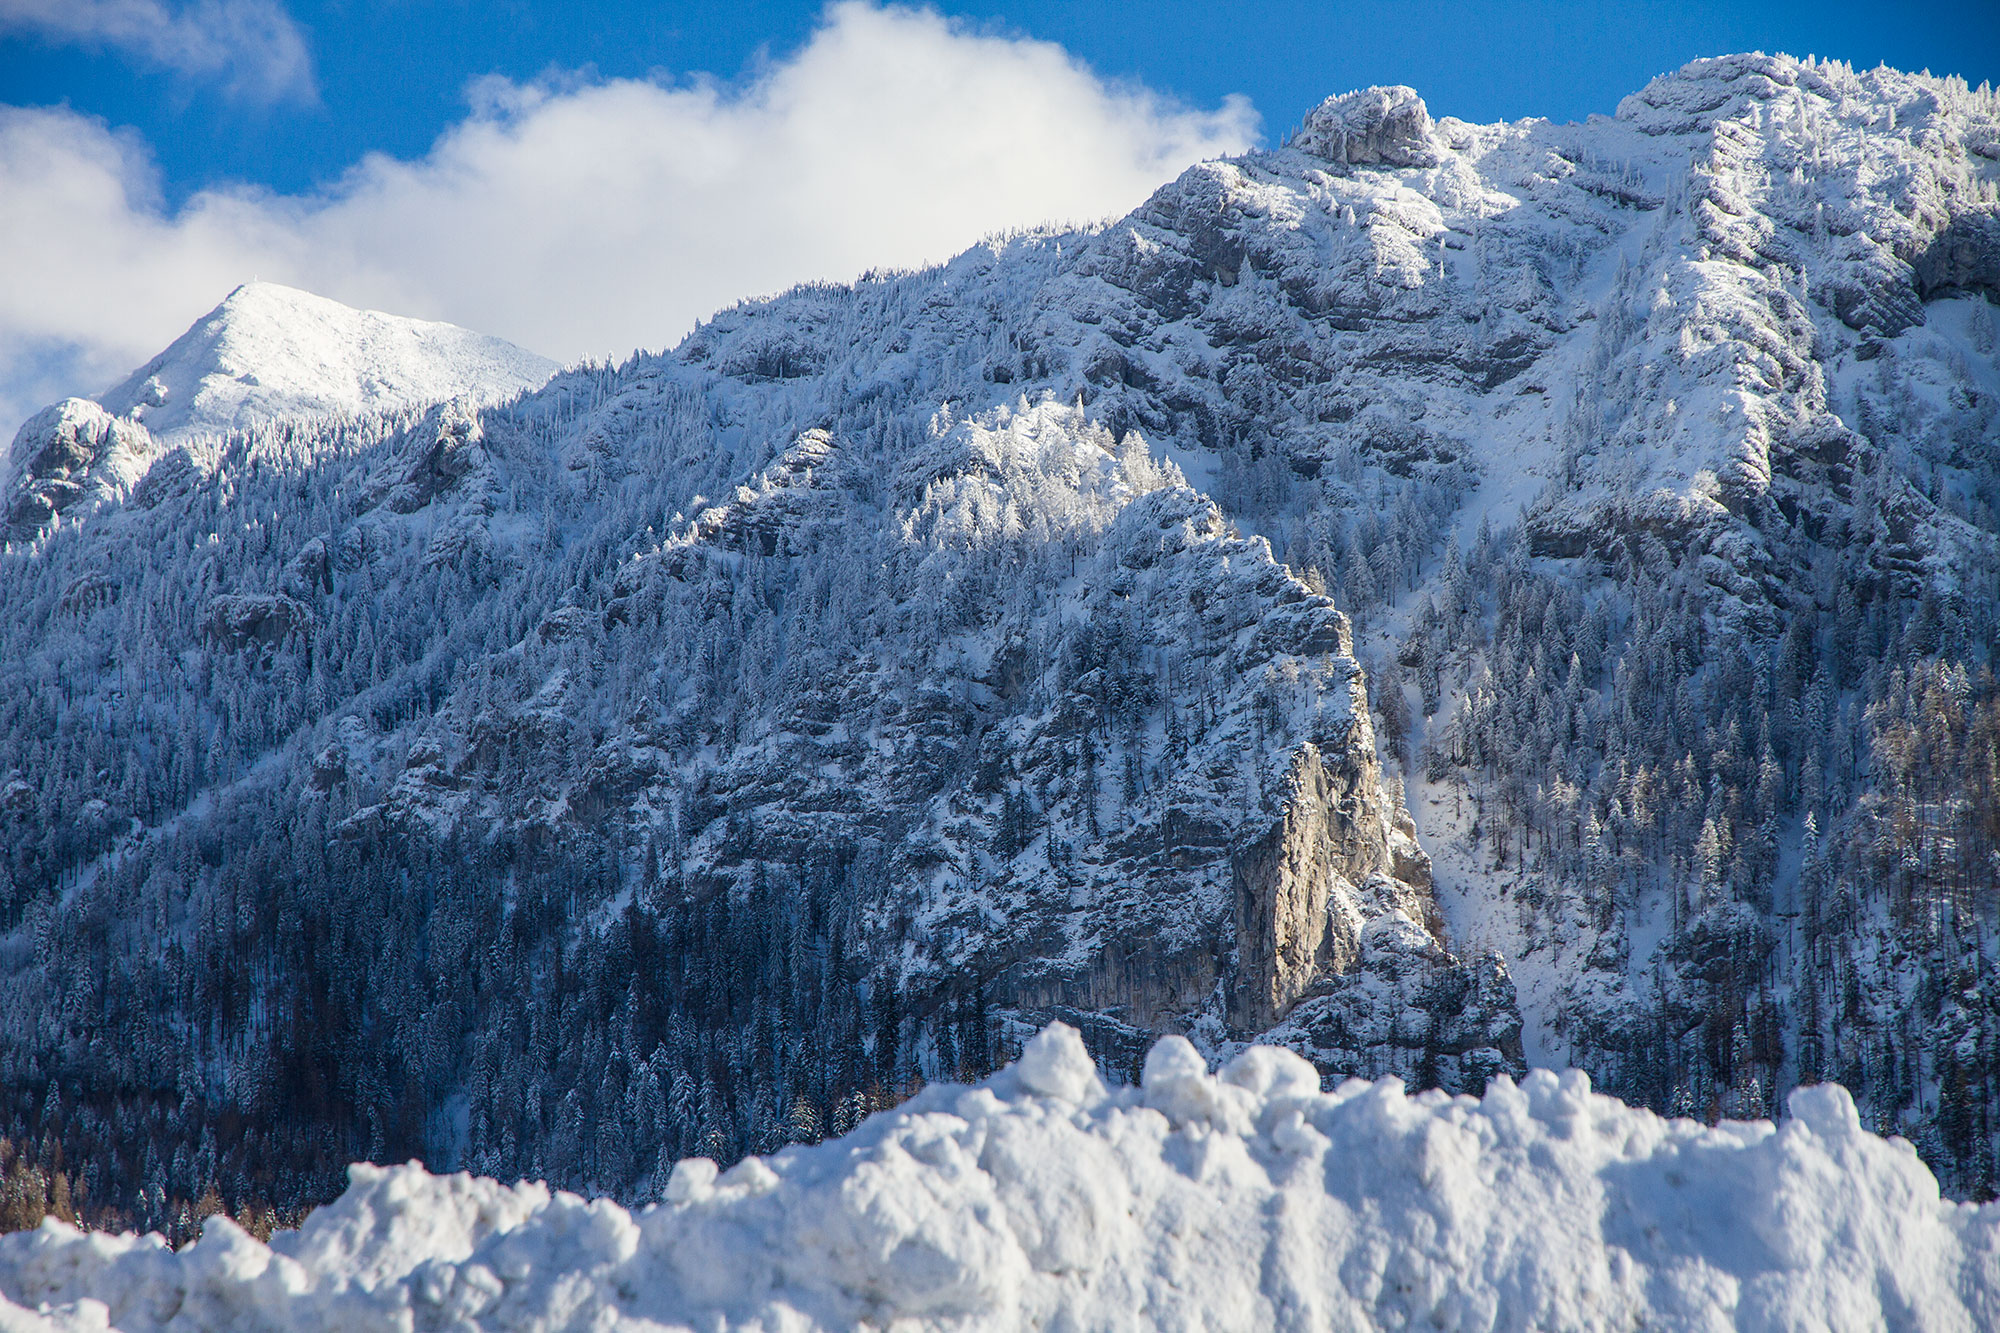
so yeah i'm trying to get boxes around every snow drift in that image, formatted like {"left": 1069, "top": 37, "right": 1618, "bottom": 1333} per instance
{"left": 1, "top": 1024, "right": 1994, "bottom": 1331}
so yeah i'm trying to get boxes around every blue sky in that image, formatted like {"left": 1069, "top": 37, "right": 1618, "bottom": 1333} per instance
{"left": 5, "top": 1, "right": 1993, "bottom": 202}
{"left": 0, "top": 0, "right": 1995, "bottom": 438}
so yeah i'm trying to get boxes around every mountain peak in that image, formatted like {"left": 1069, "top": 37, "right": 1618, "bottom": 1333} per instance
{"left": 93, "top": 282, "right": 559, "bottom": 444}
{"left": 4, "top": 283, "right": 560, "bottom": 537}
{"left": 1288, "top": 85, "right": 1437, "bottom": 168}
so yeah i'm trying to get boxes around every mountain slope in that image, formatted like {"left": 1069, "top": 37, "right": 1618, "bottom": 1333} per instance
{"left": 0, "top": 52, "right": 1995, "bottom": 1227}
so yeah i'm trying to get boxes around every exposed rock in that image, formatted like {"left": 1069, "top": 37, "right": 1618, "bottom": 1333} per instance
{"left": 1290, "top": 86, "right": 1438, "bottom": 169}
{"left": 1916, "top": 209, "right": 2000, "bottom": 300}
{"left": 1269, "top": 909, "right": 1523, "bottom": 1088}
{"left": 536, "top": 606, "right": 596, "bottom": 642}
{"left": 56, "top": 572, "right": 118, "bottom": 616}
{"left": 129, "top": 446, "right": 206, "bottom": 510}
{"left": 199, "top": 592, "right": 314, "bottom": 652}
{"left": 1, "top": 53, "right": 1994, "bottom": 1224}
{"left": 1230, "top": 738, "right": 1435, "bottom": 1029}
{"left": 4, "top": 398, "right": 155, "bottom": 537}
{"left": 365, "top": 398, "right": 487, "bottom": 514}
{"left": 285, "top": 536, "right": 334, "bottom": 597}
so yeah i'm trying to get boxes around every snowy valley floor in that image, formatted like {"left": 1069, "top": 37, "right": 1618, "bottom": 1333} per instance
{"left": 1, "top": 1024, "right": 1995, "bottom": 1331}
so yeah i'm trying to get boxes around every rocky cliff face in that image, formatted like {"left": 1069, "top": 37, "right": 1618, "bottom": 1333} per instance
{"left": 1230, "top": 736, "right": 1434, "bottom": 1029}
{"left": 0, "top": 338, "right": 1510, "bottom": 1217}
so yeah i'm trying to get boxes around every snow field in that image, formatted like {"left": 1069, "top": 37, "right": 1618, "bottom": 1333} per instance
{"left": 2, "top": 1022, "right": 1994, "bottom": 1331}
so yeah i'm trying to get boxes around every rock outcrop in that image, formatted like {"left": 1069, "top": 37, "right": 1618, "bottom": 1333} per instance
{"left": 200, "top": 593, "right": 314, "bottom": 652}
{"left": 4, "top": 398, "right": 155, "bottom": 537}
{"left": 1290, "top": 86, "right": 1439, "bottom": 168}
{"left": 365, "top": 398, "right": 488, "bottom": 514}
{"left": 1229, "top": 736, "right": 1436, "bottom": 1029}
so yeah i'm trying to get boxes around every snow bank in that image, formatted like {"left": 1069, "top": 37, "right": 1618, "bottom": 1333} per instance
{"left": 3, "top": 1024, "right": 1996, "bottom": 1330}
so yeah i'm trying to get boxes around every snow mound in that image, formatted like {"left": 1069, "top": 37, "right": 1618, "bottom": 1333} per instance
{"left": 94, "top": 282, "right": 559, "bottom": 444}
{"left": 4, "top": 1024, "right": 1996, "bottom": 1331}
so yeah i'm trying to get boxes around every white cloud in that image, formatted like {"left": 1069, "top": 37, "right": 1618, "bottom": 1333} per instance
{"left": 0, "top": 2, "right": 1256, "bottom": 441}
{"left": 0, "top": 0, "right": 315, "bottom": 101}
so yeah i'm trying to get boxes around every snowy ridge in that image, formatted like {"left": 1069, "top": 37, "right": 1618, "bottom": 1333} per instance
{"left": 2, "top": 1024, "right": 1995, "bottom": 1331}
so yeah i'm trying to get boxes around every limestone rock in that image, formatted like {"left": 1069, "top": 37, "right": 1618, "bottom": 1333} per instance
{"left": 1290, "top": 86, "right": 1439, "bottom": 169}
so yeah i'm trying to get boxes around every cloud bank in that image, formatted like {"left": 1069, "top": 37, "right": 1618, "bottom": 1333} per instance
{"left": 0, "top": 0, "right": 314, "bottom": 101}
{"left": 0, "top": 2, "right": 1257, "bottom": 441}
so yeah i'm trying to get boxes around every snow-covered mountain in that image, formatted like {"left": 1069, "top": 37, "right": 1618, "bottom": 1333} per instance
{"left": 0, "top": 51, "right": 1995, "bottom": 1235}
{"left": 4, "top": 1024, "right": 1996, "bottom": 1332}
{"left": 96, "top": 282, "right": 561, "bottom": 442}
{"left": 4, "top": 282, "right": 557, "bottom": 538}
